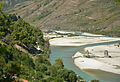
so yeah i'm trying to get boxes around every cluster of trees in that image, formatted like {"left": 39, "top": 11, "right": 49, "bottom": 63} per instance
{"left": 115, "top": 0, "right": 120, "bottom": 2}
{"left": 0, "top": 41, "right": 81, "bottom": 82}
{"left": 0, "top": 11, "right": 44, "bottom": 53}
{"left": 0, "top": 2, "right": 86, "bottom": 82}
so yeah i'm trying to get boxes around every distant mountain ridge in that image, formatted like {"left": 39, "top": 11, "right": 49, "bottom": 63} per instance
{"left": 3, "top": 0, "right": 120, "bottom": 36}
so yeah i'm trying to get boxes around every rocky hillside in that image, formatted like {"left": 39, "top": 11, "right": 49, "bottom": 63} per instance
{"left": 2, "top": 0, "right": 120, "bottom": 36}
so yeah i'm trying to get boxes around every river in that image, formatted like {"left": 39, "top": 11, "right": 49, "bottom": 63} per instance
{"left": 50, "top": 41, "right": 120, "bottom": 82}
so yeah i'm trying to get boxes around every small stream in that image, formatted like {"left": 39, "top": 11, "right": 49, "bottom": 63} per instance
{"left": 50, "top": 40, "right": 120, "bottom": 82}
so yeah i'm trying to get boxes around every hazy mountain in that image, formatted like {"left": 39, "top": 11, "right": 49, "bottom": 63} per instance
{"left": 3, "top": 0, "right": 120, "bottom": 36}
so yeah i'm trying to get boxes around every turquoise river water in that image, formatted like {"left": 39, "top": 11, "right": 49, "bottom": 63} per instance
{"left": 50, "top": 41, "right": 120, "bottom": 82}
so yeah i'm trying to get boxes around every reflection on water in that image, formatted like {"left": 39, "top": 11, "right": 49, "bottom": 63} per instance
{"left": 50, "top": 41, "right": 120, "bottom": 82}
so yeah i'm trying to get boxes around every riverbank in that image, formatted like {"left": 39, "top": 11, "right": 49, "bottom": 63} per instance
{"left": 49, "top": 35, "right": 120, "bottom": 46}
{"left": 73, "top": 44, "right": 120, "bottom": 74}
{"left": 49, "top": 34, "right": 120, "bottom": 75}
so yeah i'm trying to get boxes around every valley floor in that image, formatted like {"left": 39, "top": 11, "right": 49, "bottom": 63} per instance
{"left": 73, "top": 44, "right": 120, "bottom": 74}
{"left": 49, "top": 35, "right": 120, "bottom": 46}
{"left": 48, "top": 33, "right": 120, "bottom": 74}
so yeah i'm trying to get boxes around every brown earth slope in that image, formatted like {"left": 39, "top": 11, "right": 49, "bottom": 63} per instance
{"left": 3, "top": 0, "right": 120, "bottom": 36}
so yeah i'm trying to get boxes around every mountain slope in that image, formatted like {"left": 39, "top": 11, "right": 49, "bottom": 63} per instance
{"left": 0, "top": 2, "right": 84, "bottom": 81}
{"left": 2, "top": 0, "right": 29, "bottom": 10}
{"left": 3, "top": 0, "right": 120, "bottom": 36}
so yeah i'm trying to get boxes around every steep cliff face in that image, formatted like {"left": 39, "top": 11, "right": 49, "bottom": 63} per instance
{"left": 3, "top": 0, "right": 120, "bottom": 36}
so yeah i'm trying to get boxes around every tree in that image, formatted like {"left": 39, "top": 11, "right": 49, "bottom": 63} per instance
{"left": 0, "top": 56, "right": 6, "bottom": 77}
{"left": 50, "top": 66, "right": 58, "bottom": 77}
{"left": 91, "top": 80, "right": 100, "bottom": 82}
{"left": 1, "top": 62, "right": 21, "bottom": 82}
{"left": 35, "top": 71, "right": 43, "bottom": 79}
{"left": 55, "top": 78, "right": 64, "bottom": 82}
{"left": 115, "top": 0, "right": 120, "bottom": 2}
{"left": 58, "top": 69, "right": 77, "bottom": 82}
{"left": 68, "top": 70, "right": 77, "bottom": 82}
{"left": 0, "top": 56, "right": 6, "bottom": 69}
{"left": 54, "top": 59, "right": 64, "bottom": 68}
{"left": 0, "top": 1, "right": 2, "bottom": 12}
{"left": 5, "top": 62, "right": 21, "bottom": 75}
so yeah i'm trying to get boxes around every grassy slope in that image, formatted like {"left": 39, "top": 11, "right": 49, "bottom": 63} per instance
{"left": 4, "top": 0, "right": 120, "bottom": 36}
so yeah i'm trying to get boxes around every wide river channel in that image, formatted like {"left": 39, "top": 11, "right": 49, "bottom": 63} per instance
{"left": 50, "top": 40, "right": 120, "bottom": 82}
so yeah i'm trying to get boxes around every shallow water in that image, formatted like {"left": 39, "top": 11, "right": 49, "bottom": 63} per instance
{"left": 83, "top": 69, "right": 120, "bottom": 82}
{"left": 50, "top": 41, "right": 120, "bottom": 82}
